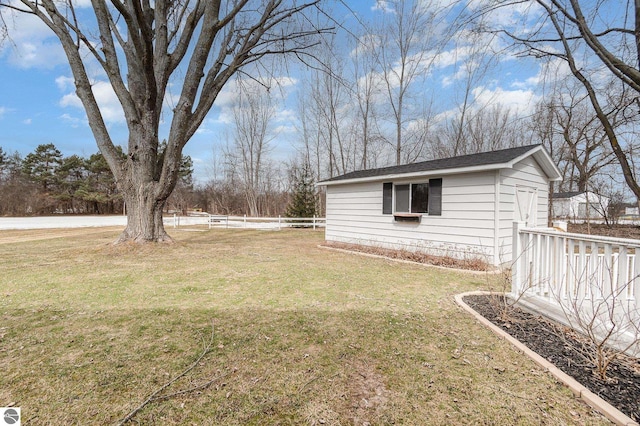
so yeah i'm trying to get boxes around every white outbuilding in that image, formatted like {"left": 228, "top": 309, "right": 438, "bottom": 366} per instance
{"left": 551, "top": 191, "right": 610, "bottom": 220}
{"left": 318, "top": 144, "right": 562, "bottom": 267}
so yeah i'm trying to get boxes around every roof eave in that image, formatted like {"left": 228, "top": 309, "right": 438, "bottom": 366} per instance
{"left": 318, "top": 163, "right": 510, "bottom": 186}
{"left": 317, "top": 145, "right": 564, "bottom": 186}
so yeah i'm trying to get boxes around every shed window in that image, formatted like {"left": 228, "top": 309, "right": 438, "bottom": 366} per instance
{"left": 411, "top": 183, "right": 429, "bottom": 213}
{"left": 395, "top": 184, "right": 410, "bottom": 213}
{"left": 382, "top": 179, "right": 442, "bottom": 216}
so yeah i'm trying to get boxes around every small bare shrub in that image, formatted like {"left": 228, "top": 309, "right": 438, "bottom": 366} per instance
{"left": 551, "top": 264, "right": 640, "bottom": 381}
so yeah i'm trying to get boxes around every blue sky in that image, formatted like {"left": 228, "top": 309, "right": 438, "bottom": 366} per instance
{"left": 0, "top": 1, "right": 545, "bottom": 183}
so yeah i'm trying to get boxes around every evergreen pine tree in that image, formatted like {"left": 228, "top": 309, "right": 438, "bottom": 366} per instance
{"left": 286, "top": 163, "right": 317, "bottom": 218}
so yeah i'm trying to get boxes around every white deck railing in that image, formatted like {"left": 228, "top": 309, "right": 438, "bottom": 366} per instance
{"left": 511, "top": 222, "right": 640, "bottom": 353}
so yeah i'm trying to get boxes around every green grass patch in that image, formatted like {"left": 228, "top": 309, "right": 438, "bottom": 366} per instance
{"left": 0, "top": 228, "right": 609, "bottom": 424}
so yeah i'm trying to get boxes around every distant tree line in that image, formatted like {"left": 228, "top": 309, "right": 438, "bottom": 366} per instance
{"left": 0, "top": 143, "right": 123, "bottom": 216}
{"left": 0, "top": 143, "right": 319, "bottom": 218}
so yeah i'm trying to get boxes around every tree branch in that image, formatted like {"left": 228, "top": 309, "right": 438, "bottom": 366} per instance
{"left": 117, "top": 321, "right": 228, "bottom": 425}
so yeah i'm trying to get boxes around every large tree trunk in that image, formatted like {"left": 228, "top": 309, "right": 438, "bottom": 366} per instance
{"left": 113, "top": 133, "right": 178, "bottom": 243}
{"left": 117, "top": 183, "right": 171, "bottom": 243}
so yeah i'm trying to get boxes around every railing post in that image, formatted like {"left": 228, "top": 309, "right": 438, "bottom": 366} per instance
{"left": 512, "top": 221, "right": 525, "bottom": 296}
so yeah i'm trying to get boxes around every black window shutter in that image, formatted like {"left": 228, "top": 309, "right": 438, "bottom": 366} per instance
{"left": 428, "top": 178, "right": 442, "bottom": 216}
{"left": 383, "top": 182, "right": 393, "bottom": 214}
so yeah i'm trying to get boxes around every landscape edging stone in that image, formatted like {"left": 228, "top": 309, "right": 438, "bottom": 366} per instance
{"left": 455, "top": 290, "right": 639, "bottom": 426}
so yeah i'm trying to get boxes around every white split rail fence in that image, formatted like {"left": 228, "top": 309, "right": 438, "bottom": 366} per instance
{"left": 170, "top": 214, "right": 325, "bottom": 230}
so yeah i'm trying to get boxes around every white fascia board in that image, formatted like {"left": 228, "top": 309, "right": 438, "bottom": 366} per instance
{"left": 508, "top": 146, "right": 563, "bottom": 182}
{"left": 317, "top": 163, "right": 508, "bottom": 186}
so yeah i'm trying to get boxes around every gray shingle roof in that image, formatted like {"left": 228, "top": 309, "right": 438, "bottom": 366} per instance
{"left": 320, "top": 144, "right": 544, "bottom": 183}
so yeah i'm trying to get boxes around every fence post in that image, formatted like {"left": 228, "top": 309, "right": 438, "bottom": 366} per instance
{"left": 173, "top": 213, "right": 178, "bottom": 229}
{"left": 278, "top": 215, "right": 281, "bottom": 231}
{"left": 244, "top": 214, "right": 247, "bottom": 228}
{"left": 313, "top": 215, "right": 316, "bottom": 230}
{"left": 512, "top": 221, "right": 525, "bottom": 296}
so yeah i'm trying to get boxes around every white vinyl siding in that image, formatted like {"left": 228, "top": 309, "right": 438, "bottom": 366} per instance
{"left": 321, "top": 147, "right": 558, "bottom": 267}
{"left": 325, "top": 171, "right": 498, "bottom": 263}
{"left": 496, "top": 156, "right": 550, "bottom": 263}
{"left": 324, "top": 155, "right": 554, "bottom": 266}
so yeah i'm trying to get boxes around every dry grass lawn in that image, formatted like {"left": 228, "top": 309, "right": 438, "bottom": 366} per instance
{"left": 0, "top": 227, "right": 610, "bottom": 425}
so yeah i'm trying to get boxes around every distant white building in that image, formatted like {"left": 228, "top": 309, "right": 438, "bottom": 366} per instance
{"left": 551, "top": 191, "right": 609, "bottom": 220}
{"left": 625, "top": 205, "right": 639, "bottom": 216}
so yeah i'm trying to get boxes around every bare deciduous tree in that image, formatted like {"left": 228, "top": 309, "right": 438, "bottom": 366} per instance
{"left": 372, "top": 0, "right": 447, "bottom": 165}
{"left": 229, "top": 82, "right": 276, "bottom": 217}
{"left": 551, "top": 90, "right": 617, "bottom": 194}
{"left": 0, "top": 0, "right": 326, "bottom": 242}
{"left": 487, "top": 0, "right": 640, "bottom": 210}
{"left": 433, "top": 104, "right": 524, "bottom": 159}
{"left": 351, "top": 31, "right": 382, "bottom": 170}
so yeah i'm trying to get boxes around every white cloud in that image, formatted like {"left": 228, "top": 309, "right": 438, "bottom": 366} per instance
{"left": 71, "top": 0, "right": 94, "bottom": 7}
{"left": 22, "top": 118, "right": 32, "bottom": 125}
{"left": 60, "top": 113, "right": 83, "bottom": 128}
{"left": 441, "top": 61, "right": 477, "bottom": 87}
{"left": 472, "top": 86, "right": 540, "bottom": 115}
{"left": 275, "top": 108, "right": 297, "bottom": 123}
{"left": 55, "top": 75, "right": 75, "bottom": 91}
{"left": 1, "top": 0, "right": 93, "bottom": 69}
{"left": 423, "top": 0, "right": 459, "bottom": 11}
{"left": 195, "top": 127, "right": 213, "bottom": 135}
{"left": 59, "top": 92, "right": 83, "bottom": 109}
{"left": 215, "top": 76, "right": 297, "bottom": 108}
{"left": 349, "top": 34, "right": 382, "bottom": 59}
{"left": 433, "top": 80, "right": 542, "bottom": 125}
{"left": 272, "top": 124, "right": 296, "bottom": 135}
{"left": 467, "top": 0, "right": 541, "bottom": 28}
{"left": 432, "top": 46, "right": 470, "bottom": 70}
{"left": 0, "top": 3, "right": 67, "bottom": 68}
{"left": 0, "top": 106, "right": 7, "bottom": 118}
{"left": 9, "top": 40, "right": 66, "bottom": 69}
{"left": 59, "top": 80, "right": 125, "bottom": 124}
{"left": 214, "top": 109, "right": 235, "bottom": 125}
{"left": 211, "top": 76, "right": 298, "bottom": 129}
{"left": 372, "top": 1, "right": 395, "bottom": 13}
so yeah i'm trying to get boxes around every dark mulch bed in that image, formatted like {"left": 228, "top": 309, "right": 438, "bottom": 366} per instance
{"left": 463, "top": 294, "right": 640, "bottom": 422}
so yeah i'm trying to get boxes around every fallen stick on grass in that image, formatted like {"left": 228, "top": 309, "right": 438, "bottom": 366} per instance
{"left": 117, "top": 321, "right": 232, "bottom": 425}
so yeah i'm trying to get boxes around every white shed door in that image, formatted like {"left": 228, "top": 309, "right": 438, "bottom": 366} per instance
{"left": 515, "top": 186, "right": 537, "bottom": 226}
